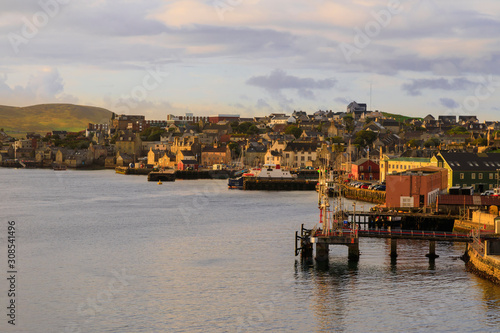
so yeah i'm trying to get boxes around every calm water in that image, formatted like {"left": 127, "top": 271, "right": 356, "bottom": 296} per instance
{"left": 1, "top": 168, "right": 500, "bottom": 332}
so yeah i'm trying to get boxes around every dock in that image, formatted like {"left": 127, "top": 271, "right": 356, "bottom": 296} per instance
{"left": 148, "top": 171, "right": 176, "bottom": 182}
{"left": 243, "top": 178, "right": 317, "bottom": 191}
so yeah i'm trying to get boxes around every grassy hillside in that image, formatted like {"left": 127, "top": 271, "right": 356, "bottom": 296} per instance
{"left": 381, "top": 112, "right": 422, "bottom": 123}
{"left": 0, "top": 104, "right": 113, "bottom": 135}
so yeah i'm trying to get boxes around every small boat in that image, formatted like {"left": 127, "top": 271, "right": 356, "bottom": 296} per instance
{"left": 53, "top": 164, "right": 67, "bottom": 171}
{"left": 228, "top": 176, "right": 244, "bottom": 189}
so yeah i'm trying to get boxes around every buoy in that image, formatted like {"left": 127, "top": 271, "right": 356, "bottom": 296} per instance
{"left": 158, "top": 180, "right": 162, "bottom": 185}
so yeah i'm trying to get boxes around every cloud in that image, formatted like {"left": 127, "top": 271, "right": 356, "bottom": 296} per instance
{"left": 247, "top": 69, "right": 336, "bottom": 91}
{"left": 439, "top": 97, "right": 459, "bottom": 109}
{"left": 0, "top": 68, "right": 78, "bottom": 106}
{"left": 246, "top": 69, "right": 337, "bottom": 109}
{"left": 255, "top": 98, "right": 272, "bottom": 110}
{"left": 401, "top": 77, "right": 476, "bottom": 96}
{"left": 334, "top": 97, "right": 350, "bottom": 105}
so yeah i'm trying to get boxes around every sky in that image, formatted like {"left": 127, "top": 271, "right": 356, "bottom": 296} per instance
{"left": 1, "top": 0, "right": 500, "bottom": 121}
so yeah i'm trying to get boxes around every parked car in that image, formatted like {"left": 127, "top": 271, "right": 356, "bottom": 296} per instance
{"left": 481, "top": 190, "right": 494, "bottom": 196}
{"left": 360, "top": 184, "right": 370, "bottom": 189}
{"left": 374, "top": 185, "right": 386, "bottom": 191}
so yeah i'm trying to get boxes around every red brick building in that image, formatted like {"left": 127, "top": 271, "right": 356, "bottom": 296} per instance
{"left": 385, "top": 166, "right": 448, "bottom": 208}
{"left": 351, "top": 158, "right": 380, "bottom": 181}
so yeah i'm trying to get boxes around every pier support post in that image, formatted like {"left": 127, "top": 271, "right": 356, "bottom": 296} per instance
{"left": 301, "top": 242, "right": 313, "bottom": 259}
{"left": 348, "top": 243, "right": 360, "bottom": 261}
{"left": 425, "top": 241, "right": 439, "bottom": 259}
{"left": 315, "top": 243, "right": 329, "bottom": 262}
{"left": 390, "top": 238, "right": 398, "bottom": 258}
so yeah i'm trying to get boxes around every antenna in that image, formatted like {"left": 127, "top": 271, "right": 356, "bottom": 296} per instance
{"left": 369, "top": 81, "right": 372, "bottom": 111}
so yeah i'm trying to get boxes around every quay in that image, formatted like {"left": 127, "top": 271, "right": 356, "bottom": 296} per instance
{"left": 243, "top": 178, "right": 316, "bottom": 191}
{"left": 115, "top": 166, "right": 152, "bottom": 175}
{"left": 341, "top": 185, "right": 386, "bottom": 204}
{"left": 148, "top": 171, "right": 175, "bottom": 182}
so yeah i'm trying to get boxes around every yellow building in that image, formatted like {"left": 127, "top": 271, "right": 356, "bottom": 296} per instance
{"left": 379, "top": 154, "right": 434, "bottom": 182}
{"left": 115, "top": 132, "right": 142, "bottom": 158}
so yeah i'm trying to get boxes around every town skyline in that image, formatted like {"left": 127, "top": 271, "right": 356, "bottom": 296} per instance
{"left": 2, "top": 1, "right": 500, "bottom": 122}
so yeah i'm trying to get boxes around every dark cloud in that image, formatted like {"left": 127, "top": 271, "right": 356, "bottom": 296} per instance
{"left": 246, "top": 69, "right": 336, "bottom": 109}
{"left": 401, "top": 77, "right": 476, "bottom": 96}
{"left": 439, "top": 98, "right": 459, "bottom": 109}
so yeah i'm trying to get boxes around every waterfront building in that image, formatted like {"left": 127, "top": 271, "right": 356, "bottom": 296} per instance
{"left": 351, "top": 158, "right": 380, "bottom": 181}
{"left": 201, "top": 144, "right": 231, "bottom": 167}
{"left": 115, "top": 132, "right": 143, "bottom": 158}
{"left": 432, "top": 152, "right": 500, "bottom": 192}
{"left": 379, "top": 155, "right": 433, "bottom": 183}
{"left": 385, "top": 166, "right": 448, "bottom": 209}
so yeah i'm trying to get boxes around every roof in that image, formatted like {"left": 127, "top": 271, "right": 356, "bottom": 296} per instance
{"left": 202, "top": 146, "right": 228, "bottom": 153}
{"left": 439, "top": 152, "right": 500, "bottom": 171}
{"left": 180, "top": 160, "right": 198, "bottom": 165}
{"left": 438, "top": 195, "right": 500, "bottom": 206}
{"left": 284, "top": 142, "right": 319, "bottom": 152}
{"left": 352, "top": 158, "right": 378, "bottom": 166}
{"left": 387, "top": 157, "right": 431, "bottom": 162}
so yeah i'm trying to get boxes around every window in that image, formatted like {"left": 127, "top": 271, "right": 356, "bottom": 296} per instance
{"left": 479, "top": 173, "right": 483, "bottom": 180}
{"left": 460, "top": 173, "right": 464, "bottom": 179}
{"left": 368, "top": 166, "right": 372, "bottom": 172}
{"left": 308, "top": 156, "right": 312, "bottom": 161}
{"left": 301, "top": 156, "right": 305, "bottom": 161}
{"left": 360, "top": 166, "right": 364, "bottom": 171}
{"left": 472, "top": 173, "right": 476, "bottom": 180}
{"left": 490, "top": 173, "right": 494, "bottom": 180}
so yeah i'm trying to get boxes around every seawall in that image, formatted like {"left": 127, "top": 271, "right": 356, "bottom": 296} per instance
{"left": 464, "top": 243, "right": 500, "bottom": 285}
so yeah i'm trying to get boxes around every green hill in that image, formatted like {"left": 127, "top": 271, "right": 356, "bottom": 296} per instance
{"left": 0, "top": 103, "right": 113, "bottom": 136}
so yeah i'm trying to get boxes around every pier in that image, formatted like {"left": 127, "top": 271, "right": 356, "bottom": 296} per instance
{"left": 295, "top": 167, "right": 498, "bottom": 263}
{"left": 243, "top": 178, "right": 316, "bottom": 191}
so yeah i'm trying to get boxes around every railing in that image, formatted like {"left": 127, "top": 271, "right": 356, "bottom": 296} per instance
{"left": 471, "top": 229, "right": 485, "bottom": 256}
{"left": 315, "top": 228, "right": 358, "bottom": 238}
{"left": 357, "top": 229, "right": 471, "bottom": 239}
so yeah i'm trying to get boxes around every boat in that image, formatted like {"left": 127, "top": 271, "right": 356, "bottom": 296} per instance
{"left": 53, "top": 164, "right": 67, "bottom": 171}
{"left": 228, "top": 176, "right": 244, "bottom": 189}
{"left": 254, "top": 164, "right": 296, "bottom": 178}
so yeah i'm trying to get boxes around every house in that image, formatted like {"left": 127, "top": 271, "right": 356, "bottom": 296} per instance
{"left": 177, "top": 150, "right": 197, "bottom": 164}
{"left": 115, "top": 132, "right": 142, "bottom": 158}
{"left": 244, "top": 142, "right": 267, "bottom": 166}
{"left": 178, "top": 159, "right": 199, "bottom": 170}
{"left": 264, "top": 150, "right": 283, "bottom": 165}
{"left": 158, "top": 152, "right": 176, "bottom": 169}
{"left": 438, "top": 115, "right": 456, "bottom": 125}
{"left": 201, "top": 144, "right": 231, "bottom": 167}
{"left": 431, "top": 152, "right": 500, "bottom": 192}
{"left": 282, "top": 141, "right": 319, "bottom": 168}
{"left": 327, "top": 121, "right": 345, "bottom": 138}
{"left": 380, "top": 119, "right": 400, "bottom": 133}
{"left": 351, "top": 158, "right": 380, "bottom": 181}
{"left": 52, "top": 130, "right": 68, "bottom": 139}
{"left": 147, "top": 148, "right": 165, "bottom": 166}
{"left": 347, "top": 101, "right": 367, "bottom": 113}
{"left": 116, "top": 152, "right": 133, "bottom": 166}
{"left": 385, "top": 167, "right": 448, "bottom": 209}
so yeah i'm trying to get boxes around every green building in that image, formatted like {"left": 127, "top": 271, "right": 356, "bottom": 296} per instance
{"left": 432, "top": 152, "right": 500, "bottom": 193}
